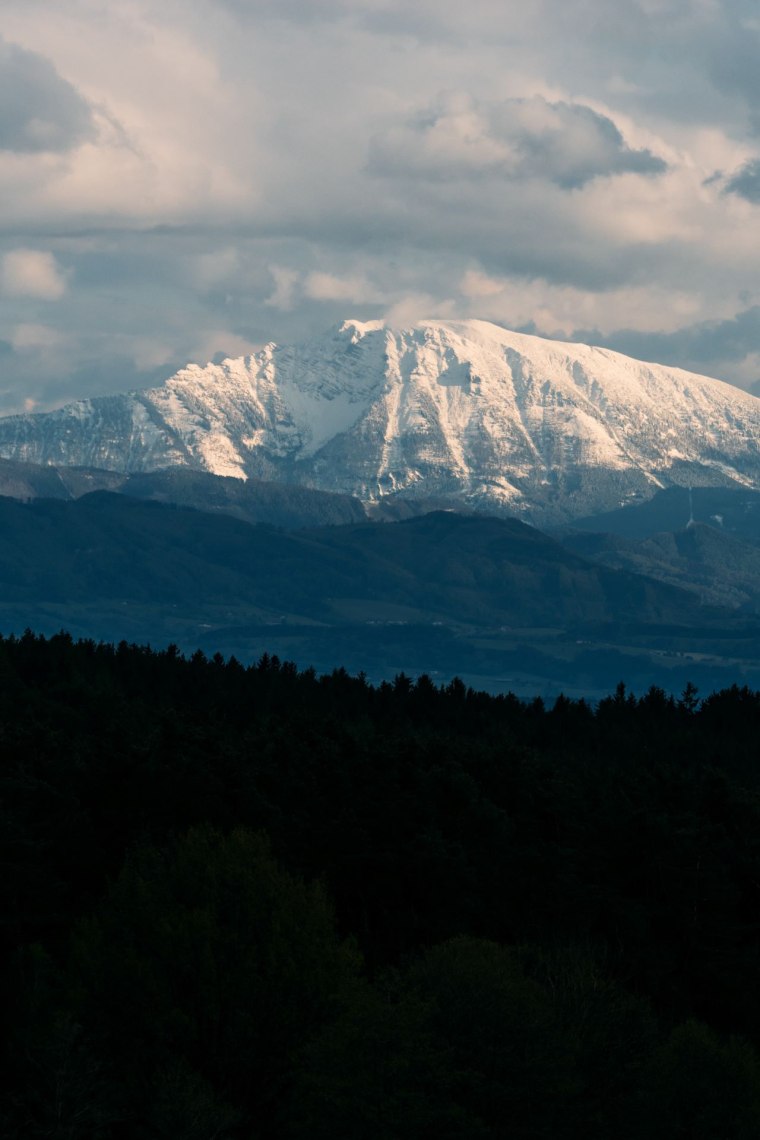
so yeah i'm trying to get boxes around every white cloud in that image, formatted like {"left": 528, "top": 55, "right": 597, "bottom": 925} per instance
{"left": 304, "top": 271, "right": 383, "bottom": 303}
{"left": 369, "top": 93, "right": 666, "bottom": 187}
{"left": 265, "top": 266, "right": 300, "bottom": 311}
{"left": 2, "top": 250, "right": 67, "bottom": 299}
{"left": 11, "top": 322, "right": 69, "bottom": 353}
{"left": 383, "top": 293, "right": 458, "bottom": 327}
{"left": 190, "top": 328, "right": 261, "bottom": 364}
{"left": 193, "top": 247, "right": 241, "bottom": 289}
{"left": 458, "top": 270, "right": 720, "bottom": 337}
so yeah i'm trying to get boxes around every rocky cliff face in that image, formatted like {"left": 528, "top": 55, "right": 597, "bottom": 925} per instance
{"left": 1, "top": 319, "right": 758, "bottom": 522}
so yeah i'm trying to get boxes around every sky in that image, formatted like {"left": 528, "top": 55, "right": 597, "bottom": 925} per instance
{"left": 1, "top": 0, "right": 760, "bottom": 414}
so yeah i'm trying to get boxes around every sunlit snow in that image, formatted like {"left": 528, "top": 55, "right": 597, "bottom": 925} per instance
{"left": 0, "top": 318, "right": 758, "bottom": 522}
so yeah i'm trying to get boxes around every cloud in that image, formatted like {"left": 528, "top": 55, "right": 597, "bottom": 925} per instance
{"left": 0, "top": 37, "right": 94, "bottom": 153}
{"left": 705, "top": 14, "right": 760, "bottom": 130}
{"left": 724, "top": 158, "right": 760, "bottom": 203}
{"left": 192, "top": 248, "right": 241, "bottom": 290}
{"left": 1, "top": 249, "right": 67, "bottom": 299}
{"left": 369, "top": 94, "right": 667, "bottom": 188}
{"left": 265, "top": 266, "right": 300, "bottom": 311}
{"left": 303, "top": 271, "right": 382, "bottom": 303}
{"left": 11, "top": 322, "right": 69, "bottom": 354}
{"left": 572, "top": 306, "right": 760, "bottom": 376}
{"left": 190, "top": 327, "right": 261, "bottom": 364}
{"left": 0, "top": 0, "right": 758, "bottom": 409}
{"left": 383, "top": 292, "right": 458, "bottom": 326}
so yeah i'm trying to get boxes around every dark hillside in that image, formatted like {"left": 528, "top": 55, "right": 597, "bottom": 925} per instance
{"left": 575, "top": 485, "right": 760, "bottom": 543}
{"left": 0, "top": 492, "right": 711, "bottom": 627}
{"left": 0, "top": 456, "right": 367, "bottom": 528}
{"left": 308, "top": 509, "right": 708, "bottom": 625}
{"left": 564, "top": 522, "right": 760, "bottom": 610}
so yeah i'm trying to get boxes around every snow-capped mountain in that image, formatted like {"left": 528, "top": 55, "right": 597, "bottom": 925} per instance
{"left": 1, "top": 319, "right": 759, "bottom": 522}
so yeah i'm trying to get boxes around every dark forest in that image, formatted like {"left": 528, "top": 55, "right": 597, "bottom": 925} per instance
{"left": 4, "top": 631, "right": 760, "bottom": 1136}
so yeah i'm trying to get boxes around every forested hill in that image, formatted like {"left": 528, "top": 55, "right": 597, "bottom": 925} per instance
{"left": 5, "top": 632, "right": 760, "bottom": 1136}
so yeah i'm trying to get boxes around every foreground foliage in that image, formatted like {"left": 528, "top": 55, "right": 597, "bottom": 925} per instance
{"left": 3, "top": 632, "right": 760, "bottom": 1136}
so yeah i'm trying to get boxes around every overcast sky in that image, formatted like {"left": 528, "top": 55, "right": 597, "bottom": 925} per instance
{"left": 1, "top": 0, "right": 760, "bottom": 413}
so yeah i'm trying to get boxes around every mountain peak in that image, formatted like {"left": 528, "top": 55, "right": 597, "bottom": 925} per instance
{"left": 0, "top": 320, "right": 758, "bottom": 522}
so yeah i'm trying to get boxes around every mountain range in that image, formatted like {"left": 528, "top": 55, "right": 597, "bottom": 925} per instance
{"left": 0, "top": 490, "right": 758, "bottom": 698}
{"left": 0, "top": 320, "right": 759, "bottom": 695}
{"left": 1, "top": 319, "right": 758, "bottom": 523}
{"left": 573, "top": 485, "right": 760, "bottom": 543}
{"left": 0, "top": 492, "right": 701, "bottom": 628}
{"left": 0, "top": 457, "right": 367, "bottom": 529}
{"left": 564, "top": 523, "right": 760, "bottom": 611}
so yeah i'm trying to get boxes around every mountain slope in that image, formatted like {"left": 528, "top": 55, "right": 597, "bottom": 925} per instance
{"left": 573, "top": 485, "right": 760, "bottom": 543}
{"left": 0, "top": 493, "right": 709, "bottom": 628}
{"left": 0, "top": 457, "right": 367, "bottom": 528}
{"left": 564, "top": 523, "right": 760, "bottom": 611}
{"left": 1, "top": 320, "right": 758, "bottom": 521}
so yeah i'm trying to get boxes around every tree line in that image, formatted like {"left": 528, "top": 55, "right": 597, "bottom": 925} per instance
{"left": 3, "top": 631, "right": 760, "bottom": 1136}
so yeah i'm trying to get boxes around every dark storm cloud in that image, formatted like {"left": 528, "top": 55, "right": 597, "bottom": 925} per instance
{"left": 511, "top": 100, "right": 667, "bottom": 188}
{"left": 368, "top": 95, "right": 666, "bottom": 189}
{"left": 724, "top": 159, "right": 760, "bottom": 204}
{"left": 0, "top": 37, "right": 94, "bottom": 153}
{"left": 574, "top": 306, "right": 760, "bottom": 371}
{"left": 478, "top": 237, "right": 662, "bottom": 292}
{"left": 706, "top": 13, "right": 760, "bottom": 131}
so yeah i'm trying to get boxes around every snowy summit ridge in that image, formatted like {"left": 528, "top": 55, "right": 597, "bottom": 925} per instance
{"left": 1, "top": 318, "right": 759, "bottom": 522}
